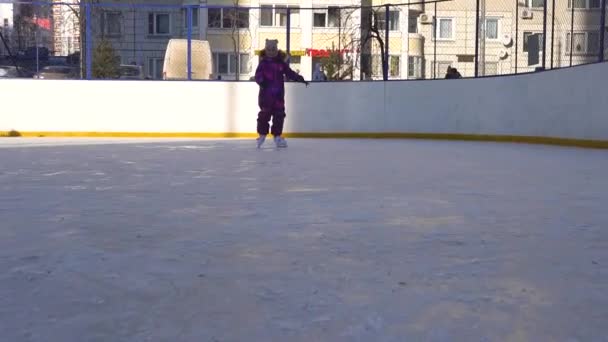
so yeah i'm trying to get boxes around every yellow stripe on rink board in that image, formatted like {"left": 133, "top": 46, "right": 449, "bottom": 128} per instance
{"left": 1, "top": 131, "right": 607, "bottom": 149}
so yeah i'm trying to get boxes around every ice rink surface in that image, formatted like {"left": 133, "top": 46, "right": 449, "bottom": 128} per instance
{"left": 1, "top": 138, "right": 607, "bottom": 342}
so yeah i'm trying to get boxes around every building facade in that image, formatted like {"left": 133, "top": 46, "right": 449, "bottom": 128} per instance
{"left": 10, "top": 0, "right": 599, "bottom": 79}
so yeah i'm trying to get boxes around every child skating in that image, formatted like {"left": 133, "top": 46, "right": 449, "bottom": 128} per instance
{"left": 255, "top": 39, "right": 308, "bottom": 148}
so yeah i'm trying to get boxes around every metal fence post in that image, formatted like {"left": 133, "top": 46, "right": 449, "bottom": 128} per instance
{"left": 551, "top": 0, "right": 555, "bottom": 68}
{"left": 542, "top": 0, "right": 548, "bottom": 69}
{"left": 599, "top": 0, "right": 606, "bottom": 62}
{"left": 474, "top": 0, "right": 480, "bottom": 77}
{"left": 384, "top": 4, "right": 390, "bottom": 81}
{"left": 570, "top": 0, "right": 575, "bottom": 66}
{"left": 433, "top": 2, "right": 437, "bottom": 78}
{"left": 286, "top": 7, "right": 291, "bottom": 62}
{"left": 515, "top": 0, "right": 519, "bottom": 74}
{"left": 85, "top": 2, "right": 92, "bottom": 80}
{"left": 187, "top": 6, "right": 192, "bottom": 80}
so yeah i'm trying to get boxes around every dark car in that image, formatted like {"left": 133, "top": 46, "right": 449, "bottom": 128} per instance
{"left": 0, "top": 65, "right": 35, "bottom": 78}
{"left": 33, "top": 65, "right": 80, "bottom": 80}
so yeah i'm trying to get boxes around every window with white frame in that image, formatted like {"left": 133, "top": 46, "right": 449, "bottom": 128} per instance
{"left": 182, "top": 7, "right": 200, "bottom": 28}
{"left": 374, "top": 10, "right": 400, "bottom": 31}
{"left": 313, "top": 6, "right": 341, "bottom": 28}
{"left": 212, "top": 52, "right": 251, "bottom": 74}
{"left": 408, "top": 11, "right": 419, "bottom": 33}
{"left": 389, "top": 55, "right": 400, "bottom": 77}
{"left": 523, "top": 32, "right": 544, "bottom": 52}
{"left": 208, "top": 8, "right": 249, "bottom": 28}
{"left": 408, "top": 56, "right": 422, "bottom": 78}
{"left": 148, "top": 58, "right": 164, "bottom": 79}
{"left": 148, "top": 13, "right": 171, "bottom": 35}
{"left": 525, "top": 0, "right": 545, "bottom": 8}
{"left": 433, "top": 18, "right": 454, "bottom": 40}
{"left": 568, "top": 0, "right": 601, "bottom": 9}
{"left": 260, "top": 5, "right": 299, "bottom": 27}
{"left": 371, "top": 55, "right": 400, "bottom": 77}
{"left": 103, "top": 11, "right": 122, "bottom": 36}
{"left": 566, "top": 31, "right": 599, "bottom": 54}
{"left": 485, "top": 18, "right": 499, "bottom": 40}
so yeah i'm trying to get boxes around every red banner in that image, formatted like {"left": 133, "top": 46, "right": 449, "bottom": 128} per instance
{"left": 29, "top": 17, "right": 51, "bottom": 30}
{"left": 305, "top": 48, "right": 359, "bottom": 58}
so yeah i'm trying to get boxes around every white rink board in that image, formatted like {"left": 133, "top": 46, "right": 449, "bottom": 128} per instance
{"left": 1, "top": 63, "right": 607, "bottom": 140}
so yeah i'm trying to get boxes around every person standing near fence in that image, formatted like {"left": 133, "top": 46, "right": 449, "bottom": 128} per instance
{"left": 254, "top": 39, "right": 308, "bottom": 148}
{"left": 445, "top": 66, "right": 462, "bottom": 79}
{"left": 312, "top": 63, "right": 327, "bottom": 81}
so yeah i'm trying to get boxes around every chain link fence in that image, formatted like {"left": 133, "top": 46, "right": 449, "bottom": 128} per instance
{"left": 0, "top": 0, "right": 605, "bottom": 81}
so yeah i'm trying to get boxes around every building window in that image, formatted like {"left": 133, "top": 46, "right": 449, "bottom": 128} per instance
{"left": 213, "top": 52, "right": 251, "bottom": 74}
{"left": 260, "top": 5, "right": 299, "bottom": 27}
{"left": 484, "top": 62, "right": 498, "bottom": 75}
{"left": 208, "top": 8, "right": 249, "bottom": 29}
{"left": 389, "top": 55, "right": 400, "bottom": 77}
{"left": 434, "top": 18, "right": 454, "bottom": 40}
{"left": 371, "top": 55, "right": 400, "bottom": 77}
{"left": 260, "top": 6, "right": 273, "bottom": 26}
{"left": 148, "top": 13, "right": 170, "bottom": 35}
{"left": 523, "top": 32, "right": 544, "bottom": 52}
{"left": 408, "top": 56, "right": 422, "bottom": 78}
{"left": 239, "top": 53, "right": 251, "bottom": 73}
{"left": 589, "top": 0, "right": 601, "bottom": 7}
{"left": 431, "top": 61, "right": 452, "bottom": 78}
{"left": 208, "top": 8, "right": 222, "bottom": 28}
{"left": 525, "top": 0, "right": 545, "bottom": 8}
{"left": 3, "top": 18, "right": 9, "bottom": 29}
{"left": 485, "top": 18, "right": 499, "bottom": 40}
{"left": 103, "top": 11, "right": 122, "bottom": 36}
{"left": 408, "top": 12, "right": 418, "bottom": 33}
{"left": 182, "top": 7, "right": 200, "bottom": 28}
{"left": 148, "top": 58, "right": 164, "bottom": 79}
{"left": 566, "top": 31, "right": 599, "bottom": 54}
{"left": 312, "top": 6, "right": 342, "bottom": 28}
{"left": 568, "top": 0, "right": 601, "bottom": 8}
{"left": 374, "top": 10, "right": 400, "bottom": 31}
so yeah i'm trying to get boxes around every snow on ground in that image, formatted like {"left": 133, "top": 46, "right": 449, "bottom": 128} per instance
{"left": 0, "top": 138, "right": 607, "bottom": 342}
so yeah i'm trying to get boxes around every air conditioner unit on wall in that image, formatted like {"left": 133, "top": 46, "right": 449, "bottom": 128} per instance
{"left": 521, "top": 9, "right": 533, "bottom": 19}
{"left": 502, "top": 34, "right": 513, "bottom": 47}
{"left": 419, "top": 13, "right": 433, "bottom": 24}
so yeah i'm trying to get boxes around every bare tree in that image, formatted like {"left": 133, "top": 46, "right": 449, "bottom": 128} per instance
{"left": 54, "top": 0, "right": 101, "bottom": 77}
{"left": 316, "top": 6, "right": 387, "bottom": 80}
{"left": 208, "top": 3, "right": 252, "bottom": 80}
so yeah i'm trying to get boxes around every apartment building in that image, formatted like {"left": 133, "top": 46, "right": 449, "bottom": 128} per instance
{"left": 5, "top": 0, "right": 598, "bottom": 79}
{"left": 412, "top": 0, "right": 606, "bottom": 78}
{"left": 52, "top": 0, "right": 80, "bottom": 56}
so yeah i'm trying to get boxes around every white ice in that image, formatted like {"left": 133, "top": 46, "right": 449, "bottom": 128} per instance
{"left": 1, "top": 138, "right": 607, "bottom": 341}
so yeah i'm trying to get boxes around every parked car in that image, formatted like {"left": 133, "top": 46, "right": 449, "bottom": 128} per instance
{"left": 163, "top": 39, "right": 212, "bottom": 80}
{"left": 48, "top": 56, "right": 68, "bottom": 66}
{"left": 0, "top": 65, "right": 35, "bottom": 78}
{"left": 0, "top": 65, "right": 19, "bottom": 78}
{"left": 118, "top": 64, "right": 144, "bottom": 80}
{"left": 33, "top": 65, "right": 79, "bottom": 79}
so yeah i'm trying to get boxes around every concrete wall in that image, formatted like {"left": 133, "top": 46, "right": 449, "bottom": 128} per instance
{"left": 1, "top": 62, "right": 607, "bottom": 142}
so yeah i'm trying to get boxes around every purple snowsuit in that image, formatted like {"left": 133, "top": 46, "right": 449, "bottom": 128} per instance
{"left": 255, "top": 50, "right": 305, "bottom": 136}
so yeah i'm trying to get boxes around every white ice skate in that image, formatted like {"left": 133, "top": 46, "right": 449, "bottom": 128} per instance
{"left": 274, "top": 136, "right": 288, "bottom": 148}
{"left": 256, "top": 135, "right": 266, "bottom": 148}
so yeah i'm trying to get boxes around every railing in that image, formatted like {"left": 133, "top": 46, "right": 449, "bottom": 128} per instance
{"left": 0, "top": 0, "right": 605, "bottom": 81}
